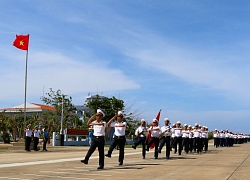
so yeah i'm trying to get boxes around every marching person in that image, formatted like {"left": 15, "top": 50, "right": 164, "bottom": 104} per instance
{"left": 170, "top": 123, "right": 176, "bottom": 152}
{"left": 201, "top": 126, "right": 208, "bottom": 152}
{"left": 33, "top": 125, "right": 40, "bottom": 151}
{"left": 219, "top": 130, "right": 225, "bottom": 147}
{"left": 43, "top": 127, "right": 49, "bottom": 151}
{"left": 213, "top": 129, "right": 219, "bottom": 148}
{"left": 188, "top": 125, "right": 194, "bottom": 153}
{"left": 181, "top": 124, "right": 189, "bottom": 153}
{"left": 146, "top": 118, "right": 161, "bottom": 159}
{"left": 204, "top": 127, "right": 209, "bottom": 152}
{"left": 132, "top": 119, "right": 148, "bottom": 159}
{"left": 173, "top": 121, "right": 182, "bottom": 155}
{"left": 81, "top": 109, "right": 106, "bottom": 169}
{"left": 158, "top": 118, "right": 171, "bottom": 159}
{"left": 24, "top": 124, "right": 32, "bottom": 152}
{"left": 193, "top": 123, "right": 201, "bottom": 153}
{"left": 105, "top": 111, "right": 127, "bottom": 166}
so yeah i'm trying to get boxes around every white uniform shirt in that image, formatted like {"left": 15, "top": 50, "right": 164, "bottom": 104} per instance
{"left": 189, "top": 130, "right": 193, "bottom": 138}
{"left": 26, "top": 129, "right": 32, "bottom": 137}
{"left": 213, "top": 132, "right": 218, "bottom": 138}
{"left": 111, "top": 121, "right": 127, "bottom": 136}
{"left": 193, "top": 129, "right": 200, "bottom": 138}
{"left": 171, "top": 128, "right": 176, "bottom": 138}
{"left": 135, "top": 126, "right": 148, "bottom": 137}
{"left": 182, "top": 130, "right": 189, "bottom": 138}
{"left": 220, "top": 133, "right": 225, "bottom": 138}
{"left": 33, "top": 130, "right": 40, "bottom": 138}
{"left": 225, "top": 133, "right": 229, "bottom": 138}
{"left": 91, "top": 120, "right": 107, "bottom": 136}
{"left": 174, "top": 128, "right": 182, "bottom": 137}
{"left": 160, "top": 125, "right": 171, "bottom": 136}
{"left": 201, "top": 131, "right": 207, "bottom": 138}
{"left": 149, "top": 126, "right": 161, "bottom": 137}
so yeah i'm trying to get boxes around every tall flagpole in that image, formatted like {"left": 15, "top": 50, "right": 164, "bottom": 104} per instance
{"left": 24, "top": 48, "right": 29, "bottom": 126}
{"left": 13, "top": 34, "right": 30, "bottom": 129}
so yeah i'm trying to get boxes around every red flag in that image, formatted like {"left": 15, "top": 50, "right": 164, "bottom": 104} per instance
{"left": 148, "top": 109, "right": 161, "bottom": 149}
{"left": 13, "top": 34, "right": 29, "bottom": 50}
{"left": 155, "top": 109, "right": 161, "bottom": 121}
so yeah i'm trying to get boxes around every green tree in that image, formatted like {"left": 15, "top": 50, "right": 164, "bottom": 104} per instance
{"left": 86, "top": 95, "right": 141, "bottom": 137}
{"left": 86, "top": 95, "right": 125, "bottom": 122}
{"left": 41, "top": 88, "right": 77, "bottom": 138}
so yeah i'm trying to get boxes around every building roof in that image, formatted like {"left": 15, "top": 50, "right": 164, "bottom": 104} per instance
{"left": 1, "top": 102, "right": 56, "bottom": 112}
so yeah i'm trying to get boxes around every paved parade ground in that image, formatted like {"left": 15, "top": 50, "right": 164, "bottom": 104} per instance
{"left": 0, "top": 142, "right": 249, "bottom": 180}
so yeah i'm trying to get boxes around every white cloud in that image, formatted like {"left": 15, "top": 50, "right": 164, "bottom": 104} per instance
{"left": 0, "top": 51, "right": 140, "bottom": 104}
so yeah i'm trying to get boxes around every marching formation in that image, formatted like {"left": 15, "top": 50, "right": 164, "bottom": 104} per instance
{"left": 132, "top": 118, "right": 210, "bottom": 160}
{"left": 80, "top": 109, "right": 249, "bottom": 170}
{"left": 213, "top": 129, "right": 248, "bottom": 148}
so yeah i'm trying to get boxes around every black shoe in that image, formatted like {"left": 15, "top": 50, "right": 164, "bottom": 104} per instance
{"left": 119, "top": 162, "right": 123, "bottom": 166}
{"left": 105, "top": 154, "right": 111, "bottom": 158}
{"left": 155, "top": 157, "right": 158, "bottom": 159}
{"left": 142, "top": 156, "right": 145, "bottom": 159}
{"left": 166, "top": 156, "right": 170, "bottom": 159}
{"left": 158, "top": 149, "right": 161, "bottom": 153}
{"left": 97, "top": 166, "right": 104, "bottom": 169}
{"left": 146, "top": 147, "right": 149, "bottom": 151}
{"left": 81, "top": 159, "right": 88, "bottom": 164}
{"left": 132, "top": 145, "right": 136, "bottom": 149}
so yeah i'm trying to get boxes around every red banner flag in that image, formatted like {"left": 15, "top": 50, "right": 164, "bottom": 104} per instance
{"left": 13, "top": 34, "right": 29, "bottom": 50}
{"left": 155, "top": 109, "right": 161, "bottom": 121}
{"left": 148, "top": 109, "right": 162, "bottom": 149}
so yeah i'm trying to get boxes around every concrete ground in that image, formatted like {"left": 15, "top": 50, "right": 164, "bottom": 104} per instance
{"left": 0, "top": 142, "right": 249, "bottom": 180}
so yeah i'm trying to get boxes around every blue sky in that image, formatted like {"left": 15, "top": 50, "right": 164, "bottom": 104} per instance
{"left": 0, "top": 1, "right": 250, "bottom": 133}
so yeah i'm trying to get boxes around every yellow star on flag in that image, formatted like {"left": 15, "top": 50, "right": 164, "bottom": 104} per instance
{"left": 19, "top": 40, "right": 24, "bottom": 46}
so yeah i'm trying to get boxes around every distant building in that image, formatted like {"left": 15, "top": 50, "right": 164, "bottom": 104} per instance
{"left": 0, "top": 102, "right": 56, "bottom": 120}
{"left": 73, "top": 94, "right": 107, "bottom": 121}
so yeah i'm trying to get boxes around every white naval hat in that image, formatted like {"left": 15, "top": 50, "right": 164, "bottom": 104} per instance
{"left": 141, "top": 119, "right": 146, "bottom": 122}
{"left": 164, "top": 118, "right": 169, "bottom": 122}
{"left": 152, "top": 118, "right": 158, "bottom": 123}
{"left": 184, "top": 124, "right": 188, "bottom": 127}
{"left": 195, "top": 123, "right": 198, "bottom": 126}
{"left": 117, "top": 111, "right": 124, "bottom": 117}
{"left": 188, "top": 125, "right": 192, "bottom": 128}
{"left": 97, "top": 109, "right": 105, "bottom": 117}
{"left": 176, "top": 121, "right": 181, "bottom": 124}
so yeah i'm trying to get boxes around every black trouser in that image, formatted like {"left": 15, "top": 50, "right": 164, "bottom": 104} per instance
{"left": 33, "top": 137, "right": 39, "bottom": 151}
{"left": 200, "top": 138, "right": 204, "bottom": 151}
{"left": 159, "top": 136, "right": 171, "bottom": 158}
{"left": 193, "top": 137, "right": 201, "bottom": 153}
{"left": 170, "top": 137, "right": 174, "bottom": 150}
{"left": 214, "top": 138, "right": 220, "bottom": 147}
{"left": 107, "top": 136, "right": 126, "bottom": 163}
{"left": 203, "top": 138, "right": 208, "bottom": 151}
{"left": 182, "top": 137, "right": 189, "bottom": 153}
{"left": 189, "top": 138, "right": 194, "bottom": 152}
{"left": 25, "top": 136, "right": 31, "bottom": 151}
{"left": 43, "top": 137, "right": 48, "bottom": 150}
{"left": 85, "top": 136, "right": 105, "bottom": 167}
{"left": 134, "top": 136, "right": 146, "bottom": 157}
{"left": 173, "top": 137, "right": 182, "bottom": 155}
{"left": 147, "top": 137, "right": 160, "bottom": 158}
